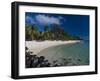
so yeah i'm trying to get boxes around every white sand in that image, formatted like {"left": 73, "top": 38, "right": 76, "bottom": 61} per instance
{"left": 26, "top": 40, "right": 80, "bottom": 54}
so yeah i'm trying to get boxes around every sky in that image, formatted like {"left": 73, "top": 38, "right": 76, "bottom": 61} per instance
{"left": 25, "top": 12, "right": 89, "bottom": 40}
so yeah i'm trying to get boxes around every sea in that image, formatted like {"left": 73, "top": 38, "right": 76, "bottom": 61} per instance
{"left": 38, "top": 40, "right": 89, "bottom": 66}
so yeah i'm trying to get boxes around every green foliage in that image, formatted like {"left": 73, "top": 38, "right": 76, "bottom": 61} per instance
{"left": 33, "top": 25, "right": 39, "bottom": 31}
{"left": 44, "top": 25, "right": 49, "bottom": 32}
{"left": 25, "top": 24, "right": 81, "bottom": 41}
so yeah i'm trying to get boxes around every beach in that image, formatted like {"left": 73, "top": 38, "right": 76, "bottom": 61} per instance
{"left": 25, "top": 40, "right": 89, "bottom": 68}
{"left": 26, "top": 40, "right": 80, "bottom": 54}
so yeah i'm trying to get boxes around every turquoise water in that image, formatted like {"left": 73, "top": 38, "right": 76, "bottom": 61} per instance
{"left": 38, "top": 41, "right": 89, "bottom": 66}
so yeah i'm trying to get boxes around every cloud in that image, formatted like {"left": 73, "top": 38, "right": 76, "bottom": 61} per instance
{"left": 58, "top": 16, "right": 66, "bottom": 22}
{"left": 35, "top": 14, "right": 61, "bottom": 25}
{"left": 25, "top": 14, "right": 65, "bottom": 26}
{"left": 58, "top": 16, "right": 63, "bottom": 20}
{"left": 25, "top": 16, "right": 36, "bottom": 24}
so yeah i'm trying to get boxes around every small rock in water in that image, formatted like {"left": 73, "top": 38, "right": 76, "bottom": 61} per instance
{"left": 77, "top": 58, "right": 81, "bottom": 61}
{"left": 68, "top": 57, "right": 72, "bottom": 61}
{"left": 25, "top": 47, "right": 28, "bottom": 50}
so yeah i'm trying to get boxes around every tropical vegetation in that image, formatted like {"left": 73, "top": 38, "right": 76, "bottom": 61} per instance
{"left": 25, "top": 24, "right": 81, "bottom": 41}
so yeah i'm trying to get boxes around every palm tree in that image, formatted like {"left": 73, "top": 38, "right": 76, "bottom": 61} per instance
{"left": 44, "top": 25, "right": 49, "bottom": 32}
{"left": 26, "top": 24, "right": 33, "bottom": 40}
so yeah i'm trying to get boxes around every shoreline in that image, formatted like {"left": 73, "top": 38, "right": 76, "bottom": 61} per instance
{"left": 26, "top": 40, "right": 81, "bottom": 54}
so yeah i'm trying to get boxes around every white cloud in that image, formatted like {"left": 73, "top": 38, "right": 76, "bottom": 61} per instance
{"left": 26, "top": 16, "right": 36, "bottom": 24}
{"left": 58, "top": 16, "right": 63, "bottom": 20}
{"left": 58, "top": 16, "right": 66, "bottom": 22}
{"left": 35, "top": 14, "right": 61, "bottom": 25}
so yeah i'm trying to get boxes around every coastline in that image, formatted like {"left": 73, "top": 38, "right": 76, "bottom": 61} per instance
{"left": 26, "top": 40, "right": 81, "bottom": 54}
